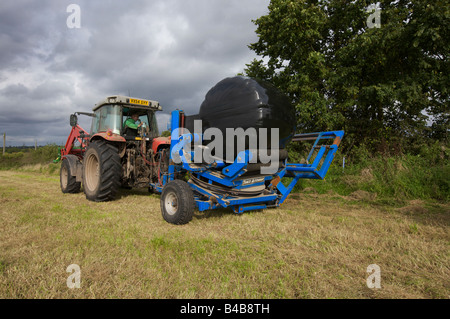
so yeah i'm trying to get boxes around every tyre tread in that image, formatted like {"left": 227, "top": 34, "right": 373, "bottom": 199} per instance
{"left": 83, "top": 140, "right": 121, "bottom": 202}
{"left": 161, "top": 179, "right": 195, "bottom": 225}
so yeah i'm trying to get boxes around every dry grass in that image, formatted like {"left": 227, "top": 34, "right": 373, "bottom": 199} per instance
{"left": 0, "top": 170, "right": 448, "bottom": 299}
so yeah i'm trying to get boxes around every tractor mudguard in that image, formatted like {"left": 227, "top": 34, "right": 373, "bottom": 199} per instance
{"left": 62, "top": 154, "right": 83, "bottom": 182}
{"left": 90, "top": 133, "right": 126, "bottom": 157}
{"left": 152, "top": 137, "right": 170, "bottom": 154}
{"left": 90, "top": 132, "right": 126, "bottom": 143}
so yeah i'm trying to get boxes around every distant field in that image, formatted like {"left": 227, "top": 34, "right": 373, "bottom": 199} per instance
{"left": 0, "top": 168, "right": 448, "bottom": 298}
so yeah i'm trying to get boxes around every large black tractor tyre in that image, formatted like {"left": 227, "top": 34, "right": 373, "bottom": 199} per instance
{"left": 160, "top": 180, "right": 195, "bottom": 225}
{"left": 60, "top": 158, "right": 81, "bottom": 193}
{"left": 82, "top": 140, "right": 121, "bottom": 202}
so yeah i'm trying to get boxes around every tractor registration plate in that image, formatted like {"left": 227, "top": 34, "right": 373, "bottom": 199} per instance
{"left": 129, "top": 98, "right": 149, "bottom": 106}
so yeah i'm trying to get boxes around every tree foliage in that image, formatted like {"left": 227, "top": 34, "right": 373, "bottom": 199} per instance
{"left": 245, "top": 0, "right": 449, "bottom": 154}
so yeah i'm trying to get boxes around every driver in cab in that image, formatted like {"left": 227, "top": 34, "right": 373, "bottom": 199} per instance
{"left": 123, "top": 113, "right": 143, "bottom": 137}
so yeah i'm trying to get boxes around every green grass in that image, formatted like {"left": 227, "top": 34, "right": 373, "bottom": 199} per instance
{"left": 289, "top": 153, "right": 449, "bottom": 202}
{"left": 0, "top": 170, "right": 448, "bottom": 299}
{"left": 0, "top": 143, "right": 448, "bottom": 298}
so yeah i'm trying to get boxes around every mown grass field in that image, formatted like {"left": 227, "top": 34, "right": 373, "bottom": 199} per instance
{"left": 0, "top": 166, "right": 448, "bottom": 299}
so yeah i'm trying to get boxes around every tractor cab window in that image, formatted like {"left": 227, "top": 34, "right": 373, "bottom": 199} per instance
{"left": 148, "top": 112, "right": 159, "bottom": 138}
{"left": 122, "top": 109, "right": 159, "bottom": 138}
{"left": 90, "top": 104, "right": 122, "bottom": 135}
{"left": 138, "top": 114, "right": 149, "bottom": 128}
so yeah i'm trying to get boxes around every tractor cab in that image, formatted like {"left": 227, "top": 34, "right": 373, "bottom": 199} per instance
{"left": 90, "top": 95, "right": 162, "bottom": 140}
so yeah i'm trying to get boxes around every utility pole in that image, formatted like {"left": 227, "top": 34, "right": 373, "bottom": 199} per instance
{"left": 35, "top": 139, "right": 37, "bottom": 150}
{"left": 3, "top": 133, "right": 5, "bottom": 155}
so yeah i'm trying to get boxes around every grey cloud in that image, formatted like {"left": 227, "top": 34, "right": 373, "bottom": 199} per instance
{"left": 1, "top": 83, "right": 29, "bottom": 96}
{"left": 0, "top": 0, "right": 270, "bottom": 145}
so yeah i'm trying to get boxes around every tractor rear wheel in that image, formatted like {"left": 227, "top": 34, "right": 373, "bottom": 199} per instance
{"left": 83, "top": 140, "right": 121, "bottom": 202}
{"left": 161, "top": 180, "right": 195, "bottom": 225}
{"left": 60, "top": 158, "right": 81, "bottom": 193}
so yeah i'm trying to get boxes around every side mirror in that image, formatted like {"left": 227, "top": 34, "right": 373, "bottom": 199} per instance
{"left": 70, "top": 114, "right": 78, "bottom": 127}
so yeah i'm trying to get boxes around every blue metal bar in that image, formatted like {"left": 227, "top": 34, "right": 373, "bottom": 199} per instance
{"left": 171, "top": 133, "right": 206, "bottom": 173}
{"left": 316, "top": 145, "right": 338, "bottom": 179}
{"left": 169, "top": 110, "right": 180, "bottom": 157}
{"left": 188, "top": 179, "right": 278, "bottom": 210}
{"left": 233, "top": 204, "right": 267, "bottom": 214}
{"left": 277, "top": 173, "right": 302, "bottom": 205}
{"left": 221, "top": 150, "right": 252, "bottom": 179}
{"left": 311, "top": 146, "right": 327, "bottom": 168}
{"left": 307, "top": 132, "right": 323, "bottom": 162}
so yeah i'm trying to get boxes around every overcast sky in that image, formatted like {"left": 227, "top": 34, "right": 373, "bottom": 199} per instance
{"left": 0, "top": 0, "right": 270, "bottom": 146}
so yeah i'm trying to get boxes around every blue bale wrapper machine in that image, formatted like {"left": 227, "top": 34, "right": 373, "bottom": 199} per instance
{"left": 151, "top": 77, "right": 344, "bottom": 224}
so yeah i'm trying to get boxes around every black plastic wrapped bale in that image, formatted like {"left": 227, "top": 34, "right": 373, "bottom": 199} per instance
{"left": 195, "top": 76, "right": 296, "bottom": 161}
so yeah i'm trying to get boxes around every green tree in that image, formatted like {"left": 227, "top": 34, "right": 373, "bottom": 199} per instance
{"left": 245, "top": 0, "right": 449, "bottom": 153}
{"left": 161, "top": 130, "right": 171, "bottom": 137}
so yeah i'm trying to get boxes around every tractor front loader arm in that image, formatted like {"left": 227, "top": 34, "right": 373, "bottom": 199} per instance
{"left": 57, "top": 124, "right": 90, "bottom": 162}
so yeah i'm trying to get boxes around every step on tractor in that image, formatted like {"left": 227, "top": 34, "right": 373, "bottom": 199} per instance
{"left": 57, "top": 77, "right": 344, "bottom": 225}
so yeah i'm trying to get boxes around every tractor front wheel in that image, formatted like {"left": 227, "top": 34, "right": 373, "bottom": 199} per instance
{"left": 60, "top": 158, "right": 81, "bottom": 193}
{"left": 161, "top": 180, "right": 195, "bottom": 225}
{"left": 83, "top": 140, "right": 121, "bottom": 202}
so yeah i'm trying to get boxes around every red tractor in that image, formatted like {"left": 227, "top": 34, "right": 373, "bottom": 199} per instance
{"left": 58, "top": 95, "right": 171, "bottom": 201}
